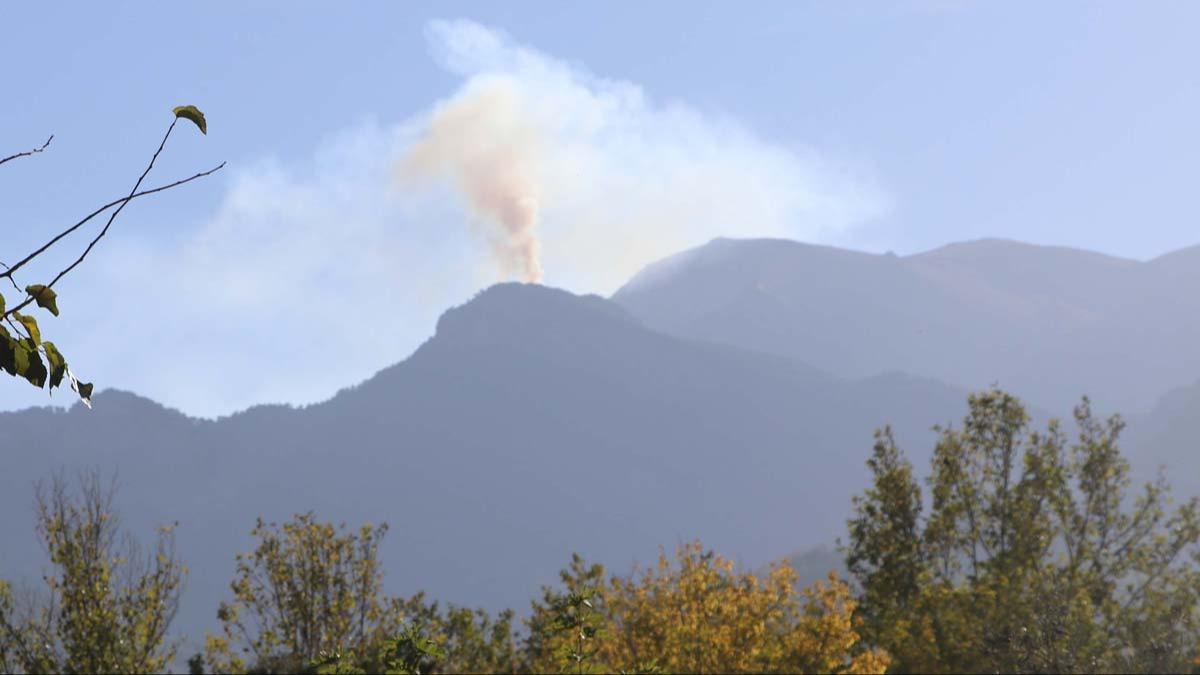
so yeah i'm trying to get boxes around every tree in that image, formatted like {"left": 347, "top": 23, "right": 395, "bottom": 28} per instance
{"left": 205, "top": 513, "right": 518, "bottom": 675}
{"left": 843, "top": 428, "right": 929, "bottom": 670}
{"left": 0, "top": 470, "right": 186, "bottom": 674}
{"left": 303, "top": 598, "right": 517, "bottom": 675}
{"left": 845, "top": 389, "right": 1200, "bottom": 673}
{"left": 525, "top": 542, "right": 890, "bottom": 674}
{"left": 0, "top": 106, "right": 222, "bottom": 406}
{"left": 204, "top": 513, "right": 404, "bottom": 674}
{"left": 388, "top": 596, "right": 518, "bottom": 674}
{"left": 522, "top": 553, "right": 610, "bottom": 674}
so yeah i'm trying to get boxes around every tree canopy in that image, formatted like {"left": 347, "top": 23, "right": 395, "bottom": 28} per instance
{"left": 846, "top": 389, "right": 1200, "bottom": 673}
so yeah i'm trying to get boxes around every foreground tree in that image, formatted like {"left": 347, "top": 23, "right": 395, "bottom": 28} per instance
{"left": 387, "top": 596, "right": 518, "bottom": 674}
{"left": 522, "top": 553, "right": 610, "bottom": 673}
{"left": 525, "top": 542, "right": 890, "bottom": 674}
{"left": 0, "top": 471, "right": 186, "bottom": 673}
{"left": 304, "top": 595, "right": 518, "bottom": 675}
{"left": 0, "top": 106, "right": 221, "bottom": 405}
{"left": 845, "top": 389, "right": 1200, "bottom": 673}
{"left": 204, "top": 514, "right": 403, "bottom": 673}
{"left": 204, "top": 513, "right": 516, "bottom": 674}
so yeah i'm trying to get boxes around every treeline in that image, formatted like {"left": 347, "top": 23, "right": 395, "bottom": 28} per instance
{"left": 0, "top": 492, "right": 881, "bottom": 674}
{"left": 3, "top": 389, "right": 1200, "bottom": 674}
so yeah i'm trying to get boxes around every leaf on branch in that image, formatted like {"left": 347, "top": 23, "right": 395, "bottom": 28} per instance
{"left": 67, "top": 368, "right": 93, "bottom": 409}
{"left": 21, "top": 342, "right": 47, "bottom": 388}
{"left": 42, "top": 341, "right": 67, "bottom": 390}
{"left": 12, "top": 311, "right": 41, "bottom": 345}
{"left": 14, "top": 342, "right": 30, "bottom": 378}
{"left": 0, "top": 330, "right": 15, "bottom": 376}
{"left": 0, "top": 335, "right": 43, "bottom": 385}
{"left": 7, "top": 340, "right": 29, "bottom": 378}
{"left": 173, "top": 105, "right": 208, "bottom": 135}
{"left": 25, "top": 284, "right": 59, "bottom": 316}
{"left": 0, "top": 292, "right": 5, "bottom": 315}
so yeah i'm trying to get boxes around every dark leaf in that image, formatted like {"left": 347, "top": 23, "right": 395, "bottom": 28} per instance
{"left": 0, "top": 332, "right": 14, "bottom": 376}
{"left": 9, "top": 339, "right": 31, "bottom": 377}
{"left": 66, "top": 368, "right": 94, "bottom": 408}
{"left": 22, "top": 345, "right": 46, "bottom": 387}
{"left": 42, "top": 341, "right": 66, "bottom": 389}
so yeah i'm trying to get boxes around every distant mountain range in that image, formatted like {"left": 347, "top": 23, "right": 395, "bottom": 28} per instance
{"left": 615, "top": 237, "right": 1200, "bottom": 415}
{"left": 3, "top": 236, "right": 1199, "bottom": 657}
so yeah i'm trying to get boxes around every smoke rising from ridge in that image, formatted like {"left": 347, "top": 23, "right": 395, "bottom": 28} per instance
{"left": 400, "top": 80, "right": 545, "bottom": 282}
{"left": 397, "top": 19, "right": 889, "bottom": 294}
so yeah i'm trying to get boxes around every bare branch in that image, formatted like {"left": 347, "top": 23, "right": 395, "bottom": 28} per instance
{"left": 0, "top": 262, "right": 21, "bottom": 293}
{"left": 1, "top": 161, "right": 226, "bottom": 287}
{"left": 40, "top": 119, "right": 177, "bottom": 288}
{"left": 0, "top": 135, "right": 53, "bottom": 169}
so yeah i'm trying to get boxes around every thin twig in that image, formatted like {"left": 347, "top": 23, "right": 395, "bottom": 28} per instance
{"left": 0, "top": 262, "right": 21, "bottom": 293}
{"left": 0, "top": 135, "right": 53, "bottom": 168}
{"left": 4, "top": 117, "right": 224, "bottom": 319}
{"left": 1, "top": 161, "right": 225, "bottom": 283}
{"left": 46, "top": 119, "right": 178, "bottom": 287}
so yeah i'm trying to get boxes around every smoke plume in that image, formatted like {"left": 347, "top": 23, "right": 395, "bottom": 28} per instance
{"left": 396, "top": 20, "right": 889, "bottom": 296}
{"left": 399, "top": 79, "right": 545, "bottom": 283}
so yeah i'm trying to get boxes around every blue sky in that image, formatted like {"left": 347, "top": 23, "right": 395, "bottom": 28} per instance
{"left": 2, "top": 1, "right": 1198, "bottom": 416}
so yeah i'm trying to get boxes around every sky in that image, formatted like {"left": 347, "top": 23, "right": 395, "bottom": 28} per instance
{"left": 1, "top": 1, "right": 1198, "bottom": 417}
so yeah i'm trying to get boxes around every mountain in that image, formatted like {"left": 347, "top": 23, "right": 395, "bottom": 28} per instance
{"left": 760, "top": 547, "right": 847, "bottom": 591}
{"left": 1126, "top": 377, "right": 1200, "bottom": 499}
{"left": 613, "top": 237, "right": 1200, "bottom": 415}
{"left": 0, "top": 282, "right": 971, "bottom": 659}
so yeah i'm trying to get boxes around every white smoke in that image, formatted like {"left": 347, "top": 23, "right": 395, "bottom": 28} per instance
{"left": 400, "top": 19, "right": 889, "bottom": 294}
{"left": 400, "top": 79, "right": 545, "bottom": 282}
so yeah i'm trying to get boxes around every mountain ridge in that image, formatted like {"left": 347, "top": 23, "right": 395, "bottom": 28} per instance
{"left": 613, "top": 236, "right": 1200, "bottom": 415}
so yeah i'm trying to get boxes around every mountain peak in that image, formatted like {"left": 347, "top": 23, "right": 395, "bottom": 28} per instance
{"left": 909, "top": 238, "right": 1138, "bottom": 267}
{"left": 77, "top": 389, "right": 195, "bottom": 420}
{"left": 1146, "top": 243, "right": 1200, "bottom": 271}
{"left": 434, "top": 282, "right": 636, "bottom": 343}
{"left": 615, "top": 237, "right": 878, "bottom": 300}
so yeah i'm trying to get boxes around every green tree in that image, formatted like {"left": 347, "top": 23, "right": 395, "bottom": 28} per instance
{"left": 522, "top": 553, "right": 610, "bottom": 673}
{"left": 0, "top": 107, "right": 222, "bottom": 405}
{"left": 306, "top": 602, "right": 515, "bottom": 675}
{"left": 844, "top": 427, "right": 925, "bottom": 666}
{"left": 391, "top": 596, "right": 518, "bottom": 674}
{"left": 845, "top": 389, "right": 1200, "bottom": 673}
{"left": 206, "top": 513, "right": 518, "bottom": 675}
{"left": 204, "top": 513, "right": 404, "bottom": 674}
{"left": 0, "top": 471, "right": 186, "bottom": 674}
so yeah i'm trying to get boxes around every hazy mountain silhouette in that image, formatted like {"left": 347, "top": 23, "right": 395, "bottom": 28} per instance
{"left": 614, "top": 237, "right": 1200, "bottom": 415}
{"left": 756, "top": 546, "right": 847, "bottom": 591}
{"left": 1126, "top": 377, "right": 1200, "bottom": 499}
{"left": 1, "top": 282, "right": 973, "bottom": 658}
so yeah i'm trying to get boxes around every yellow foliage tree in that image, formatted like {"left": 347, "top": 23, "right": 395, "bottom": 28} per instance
{"left": 527, "top": 541, "right": 889, "bottom": 674}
